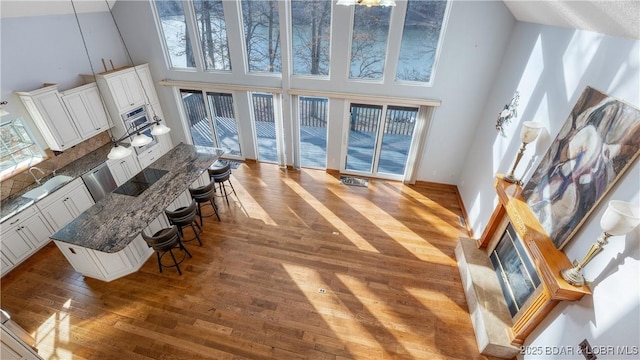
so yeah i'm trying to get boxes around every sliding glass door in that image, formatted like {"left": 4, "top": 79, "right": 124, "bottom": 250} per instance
{"left": 344, "top": 103, "right": 417, "bottom": 178}
{"left": 180, "top": 89, "right": 241, "bottom": 157}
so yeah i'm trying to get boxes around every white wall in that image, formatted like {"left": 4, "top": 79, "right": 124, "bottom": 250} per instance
{"left": 458, "top": 22, "right": 640, "bottom": 358}
{"left": 0, "top": 10, "right": 127, "bottom": 146}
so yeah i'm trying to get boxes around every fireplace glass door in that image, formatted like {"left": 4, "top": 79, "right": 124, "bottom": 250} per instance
{"left": 490, "top": 223, "right": 541, "bottom": 317}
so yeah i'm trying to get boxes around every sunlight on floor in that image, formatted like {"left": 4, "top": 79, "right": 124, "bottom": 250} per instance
{"left": 282, "top": 263, "right": 386, "bottom": 359}
{"left": 403, "top": 285, "right": 466, "bottom": 314}
{"left": 324, "top": 184, "right": 449, "bottom": 261}
{"left": 231, "top": 176, "right": 277, "bottom": 225}
{"left": 34, "top": 299, "right": 72, "bottom": 359}
{"left": 282, "top": 177, "right": 380, "bottom": 253}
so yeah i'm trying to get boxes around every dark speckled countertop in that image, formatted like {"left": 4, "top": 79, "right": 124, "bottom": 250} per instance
{"left": 50, "top": 143, "right": 222, "bottom": 253}
{"left": 1, "top": 143, "right": 114, "bottom": 223}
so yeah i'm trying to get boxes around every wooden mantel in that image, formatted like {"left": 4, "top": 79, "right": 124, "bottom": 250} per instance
{"left": 478, "top": 176, "right": 591, "bottom": 345}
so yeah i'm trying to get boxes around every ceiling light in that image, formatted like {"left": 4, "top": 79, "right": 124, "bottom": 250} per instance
{"left": 337, "top": 0, "right": 396, "bottom": 7}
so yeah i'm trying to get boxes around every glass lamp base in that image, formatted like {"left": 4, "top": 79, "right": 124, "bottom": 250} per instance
{"left": 502, "top": 174, "right": 521, "bottom": 185}
{"left": 561, "top": 267, "right": 585, "bottom": 286}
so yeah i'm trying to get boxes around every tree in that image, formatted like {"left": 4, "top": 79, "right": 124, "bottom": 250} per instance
{"left": 241, "top": 0, "right": 281, "bottom": 73}
{"left": 195, "top": 0, "right": 230, "bottom": 70}
{"left": 350, "top": 6, "right": 391, "bottom": 79}
{"left": 291, "top": 0, "right": 331, "bottom": 75}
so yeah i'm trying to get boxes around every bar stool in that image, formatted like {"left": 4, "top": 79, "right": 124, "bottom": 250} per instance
{"left": 189, "top": 179, "right": 220, "bottom": 224}
{"left": 165, "top": 199, "right": 203, "bottom": 246}
{"left": 141, "top": 225, "right": 191, "bottom": 275}
{"left": 208, "top": 162, "right": 237, "bottom": 206}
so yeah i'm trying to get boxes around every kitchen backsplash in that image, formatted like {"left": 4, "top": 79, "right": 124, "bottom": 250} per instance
{"left": 0, "top": 132, "right": 111, "bottom": 200}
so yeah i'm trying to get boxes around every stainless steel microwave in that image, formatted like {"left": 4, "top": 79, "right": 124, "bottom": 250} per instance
{"left": 121, "top": 105, "right": 157, "bottom": 154}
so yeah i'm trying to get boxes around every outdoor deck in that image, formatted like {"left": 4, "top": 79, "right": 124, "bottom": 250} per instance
{"left": 190, "top": 118, "right": 411, "bottom": 175}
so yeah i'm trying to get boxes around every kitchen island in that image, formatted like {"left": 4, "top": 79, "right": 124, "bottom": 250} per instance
{"left": 50, "top": 143, "right": 223, "bottom": 281}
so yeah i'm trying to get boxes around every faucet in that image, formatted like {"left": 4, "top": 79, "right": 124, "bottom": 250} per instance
{"left": 28, "top": 166, "right": 46, "bottom": 185}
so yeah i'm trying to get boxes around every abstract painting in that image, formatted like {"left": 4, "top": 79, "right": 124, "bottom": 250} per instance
{"left": 522, "top": 86, "right": 640, "bottom": 249}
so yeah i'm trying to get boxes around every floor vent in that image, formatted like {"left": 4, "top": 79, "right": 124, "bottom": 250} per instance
{"left": 340, "top": 176, "right": 369, "bottom": 187}
{"left": 458, "top": 215, "right": 467, "bottom": 228}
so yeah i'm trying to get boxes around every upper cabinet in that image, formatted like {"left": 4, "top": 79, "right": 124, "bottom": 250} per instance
{"left": 95, "top": 64, "right": 158, "bottom": 115}
{"left": 62, "top": 83, "right": 112, "bottom": 139}
{"left": 16, "top": 85, "right": 82, "bottom": 151}
{"left": 16, "top": 83, "right": 113, "bottom": 151}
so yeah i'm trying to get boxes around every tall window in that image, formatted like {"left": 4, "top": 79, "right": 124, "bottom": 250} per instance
{"left": 349, "top": 6, "right": 392, "bottom": 80}
{"left": 155, "top": 1, "right": 195, "bottom": 69}
{"left": 299, "top": 96, "right": 328, "bottom": 168}
{"left": 396, "top": 0, "right": 447, "bottom": 82}
{"left": 241, "top": 0, "right": 282, "bottom": 73}
{"left": 291, "top": 0, "right": 332, "bottom": 76}
{"left": 194, "top": 0, "right": 231, "bottom": 71}
{"left": 251, "top": 93, "right": 278, "bottom": 162}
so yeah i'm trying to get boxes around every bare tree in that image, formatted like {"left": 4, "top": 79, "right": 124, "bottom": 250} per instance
{"left": 242, "top": 0, "right": 281, "bottom": 72}
{"left": 291, "top": 0, "right": 331, "bottom": 75}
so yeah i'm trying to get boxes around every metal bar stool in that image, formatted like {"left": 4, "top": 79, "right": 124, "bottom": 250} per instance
{"left": 141, "top": 225, "right": 191, "bottom": 275}
{"left": 165, "top": 199, "right": 203, "bottom": 246}
{"left": 208, "top": 162, "right": 237, "bottom": 206}
{"left": 189, "top": 179, "right": 220, "bottom": 224}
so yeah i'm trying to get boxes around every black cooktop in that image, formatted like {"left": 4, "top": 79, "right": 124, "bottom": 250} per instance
{"left": 113, "top": 168, "right": 169, "bottom": 197}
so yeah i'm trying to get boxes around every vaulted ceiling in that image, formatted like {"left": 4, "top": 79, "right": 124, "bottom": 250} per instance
{"left": 1, "top": 1, "right": 638, "bottom": 40}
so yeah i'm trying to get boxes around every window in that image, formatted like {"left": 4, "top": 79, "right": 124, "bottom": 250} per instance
{"left": 251, "top": 92, "right": 278, "bottom": 162}
{"left": 396, "top": 0, "right": 447, "bottom": 82}
{"left": 298, "top": 96, "right": 328, "bottom": 168}
{"left": 194, "top": 0, "right": 231, "bottom": 71}
{"left": 241, "top": 0, "right": 282, "bottom": 73}
{"left": 291, "top": 0, "right": 332, "bottom": 76}
{"left": 349, "top": 6, "right": 392, "bottom": 80}
{"left": 0, "top": 118, "right": 45, "bottom": 179}
{"left": 155, "top": 0, "right": 195, "bottom": 68}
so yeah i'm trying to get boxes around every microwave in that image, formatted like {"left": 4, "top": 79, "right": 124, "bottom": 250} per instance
{"left": 121, "top": 105, "right": 158, "bottom": 154}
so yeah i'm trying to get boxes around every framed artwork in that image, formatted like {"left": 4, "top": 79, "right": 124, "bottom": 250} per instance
{"left": 522, "top": 86, "right": 640, "bottom": 249}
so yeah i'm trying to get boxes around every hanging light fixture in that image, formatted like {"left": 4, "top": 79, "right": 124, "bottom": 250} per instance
{"left": 71, "top": 0, "right": 170, "bottom": 161}
{"left": 337, "top": 0, "right": 396, "bottom": 7}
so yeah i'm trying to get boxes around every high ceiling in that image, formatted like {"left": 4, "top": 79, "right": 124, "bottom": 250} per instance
{"left": 0, "top": 1, "right": 638, "bottom": 40}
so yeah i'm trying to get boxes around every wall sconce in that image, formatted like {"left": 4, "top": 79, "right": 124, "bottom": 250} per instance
{"left": 561, "top": 200, "right": 640, "bottom": 287}
{"left": 503, "top": 121, "right": 544, "bottom": 185}
{"left": 496, "top": 91, "right": 520, "bottom": 137}
{"left": 337, "top": 0, "right": 396, "bottom": 7}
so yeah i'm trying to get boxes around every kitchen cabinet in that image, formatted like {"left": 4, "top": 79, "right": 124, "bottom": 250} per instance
{"left": 96, "top": 64, "right": 158, "bottom": 115}
{"left": 0, "top": 205, "right": 54, "bottom": 276}
{"left": 36, "top": 178, "right": 94, "bottom": 232}
{"left": 16, "top": 85, "right": 82, "bottom": 151}
{"left": 61, "top": 83, "right": 112, "bottom": 139}
{"left": 136, "top": 143, "right": 163, "bottom": 169}
{"left": 106, "top": 152, "right": 141, "bottom": 186}
{"left": 1, "top": 324, "right": 43, "bottom": 360}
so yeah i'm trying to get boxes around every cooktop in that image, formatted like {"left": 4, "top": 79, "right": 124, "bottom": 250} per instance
{"left": 113, "top": 168, "right": 169, "bottom": 197}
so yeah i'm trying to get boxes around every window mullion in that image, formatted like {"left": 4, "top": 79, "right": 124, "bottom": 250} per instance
{"left": 384, "top": 0, "right": 407, "bottom": 84}
{"left": 183, "top": 1, "right": 205, "bottom": 72}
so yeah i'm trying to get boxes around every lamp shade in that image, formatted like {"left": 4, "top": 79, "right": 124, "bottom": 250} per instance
{"left": 107, "top": 144, "right": 132, "bottom": 160}
{"left": 520, "top": 121, "right": 544, "bottom": 144}
{"left": 131, "top": 133, "right": 153, "bottom": 147}
{"left": 150, "top": 123, "right": 171, "bottom": 135}
{"left": 600, "top": 200, "right": 640, "bottom": 236}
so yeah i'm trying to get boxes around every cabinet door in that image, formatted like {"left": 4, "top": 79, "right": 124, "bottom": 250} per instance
{"left": 107, "top": 153, "right": 141, "bottom": 186}
{"left": 83, "top": 85, "right": 111, "bottom": 130}
{"left": 136, "top": 65, "right": 159, "bottom": 105}
{"left": 0, "top": 257, "right": 13, "bottom": 277}
{"left": 62, "top": 91, "right": 98, "bottom": 138}
{"left": 136, "top": 145, "right": 161, "bottom": 169}
{"left": 107, "top": 72, "right": 145, "bottom": 112}
{"left": 65, "top": 184, "right": 94, "bottom": 217}
{"left": 20, "top": 212, "right": 54, "bottom": 249}
{"left": 0, "top": 228, "right": 35, "bottom": 264}
{"left": 19, "top": 90, "right": 82, "bottom": 151}
{"left": 39, "top": 200, "right": 75, "bottom": 232}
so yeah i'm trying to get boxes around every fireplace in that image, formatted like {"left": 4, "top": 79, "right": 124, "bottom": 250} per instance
{"left": 489, "top": 223, "right": 541, "bottom": 317}
{"left": 455, "top": 176, "right": 592, "bottom": 358}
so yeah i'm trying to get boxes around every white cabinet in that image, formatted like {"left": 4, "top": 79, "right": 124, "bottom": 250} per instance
{"left": 104, "top": 71, "right": 146, "bottom": 112}
{"left": 1, "top": 325, "right": 43, "bottom": 360}
{"left": 136, "top": 144, "right": 163, "bottom": 169}
{"left": 62, "top": 83, "right": 111, "bottom": 139}
{"left": 36, "top": 178, "right": 94, "bottom": 232}
{"left": 0, "top": 206, "right": 54, "bottom": 276}
{"left": 106, "top": 152, "right": 141, "bottom": 186}
{"left": 16, "top": 85, "right": 82, "bottom": 151}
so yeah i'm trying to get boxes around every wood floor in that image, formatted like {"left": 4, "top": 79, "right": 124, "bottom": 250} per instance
{"left": 1, "top": 163, "right": 486, "bottom": 360}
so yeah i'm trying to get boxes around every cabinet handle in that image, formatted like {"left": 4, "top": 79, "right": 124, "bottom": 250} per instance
{"left": 69, "top": 247, "right": 76, "bottom": 255}
{"left": 120, "top": 161, "right": 126, "bottom": 164}
{"left": 9, "top": 218, "right": 20, "bottom": 225}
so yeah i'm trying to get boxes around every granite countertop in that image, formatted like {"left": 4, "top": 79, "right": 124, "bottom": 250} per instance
{"left": 0, "top": 143, "right": 114, "bottom": 223}
{"left": 50, "top": 143, "right": 223, "bottom": 253}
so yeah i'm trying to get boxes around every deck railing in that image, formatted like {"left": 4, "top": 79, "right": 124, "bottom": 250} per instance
{"left": 183, "top": 93, "right": 415, "bottom": 136}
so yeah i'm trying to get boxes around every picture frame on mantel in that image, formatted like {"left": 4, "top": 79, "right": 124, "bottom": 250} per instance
{"left": 522, "top": 86, "right": 640, "bottom": 249}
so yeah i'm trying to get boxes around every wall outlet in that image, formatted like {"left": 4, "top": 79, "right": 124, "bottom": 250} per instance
{"left": 579, "top": 339, "right": 597, "bottom": 360}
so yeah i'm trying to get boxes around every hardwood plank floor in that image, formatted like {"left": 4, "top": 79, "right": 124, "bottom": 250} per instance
{"left": 1, "top": 163, "right": 487, "bottom": 360}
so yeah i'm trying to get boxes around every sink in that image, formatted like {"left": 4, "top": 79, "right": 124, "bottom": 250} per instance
{"left": 22, "top": 175, "right": 74, "bottom": 200}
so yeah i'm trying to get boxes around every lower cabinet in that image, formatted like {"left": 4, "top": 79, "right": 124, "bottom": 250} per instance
{"left": 106, "top": 152, "right": 141, "bottom": 186}
{"left": 0, "top": 206, "right": 54, "bottom": 276}
{"left": 54, "top": 236, "right": 153, "bottom": 282}
{"left": 36, "top": 178, "right": 94, "bottom": 232}
{"left": 0, "top": 324, "right": 43, "bottom": 360}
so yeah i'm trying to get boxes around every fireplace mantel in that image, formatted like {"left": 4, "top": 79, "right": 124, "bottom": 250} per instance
{"left": 478, "top": 176, "right": 591, "bottom": 345}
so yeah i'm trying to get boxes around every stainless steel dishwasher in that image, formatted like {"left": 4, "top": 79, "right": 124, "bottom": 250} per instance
{"left": 81, "top": 162, "right": 117, "bottom": 202}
